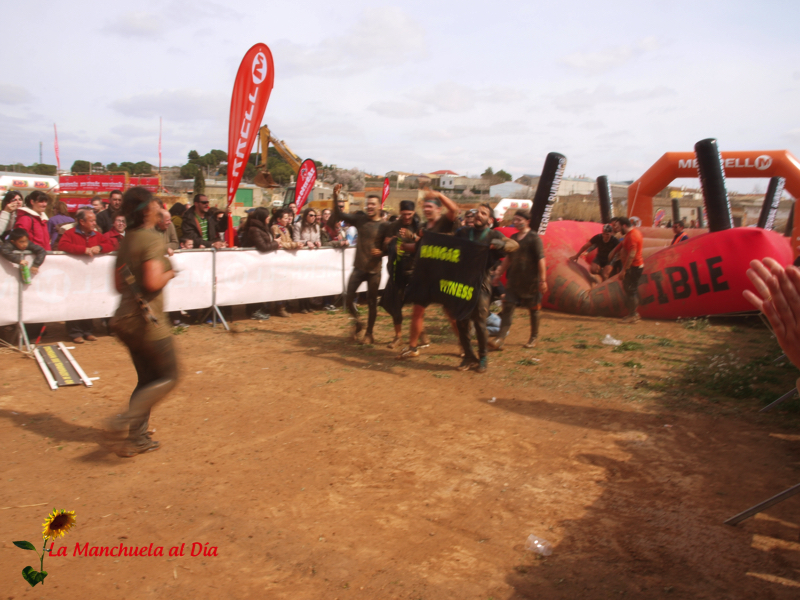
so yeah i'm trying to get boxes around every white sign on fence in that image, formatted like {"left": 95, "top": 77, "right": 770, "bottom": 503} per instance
{"left": 0, "top": 248, "right": 389, "bottom": 327}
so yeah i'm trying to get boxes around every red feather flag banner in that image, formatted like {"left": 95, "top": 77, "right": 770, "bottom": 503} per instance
{"left": 53, "top": 124, "right": 61, "bottom": 172}
{"left": 294, "top": 159, "right": 317, "bottom": 212}
{"left": 226, "top": 43, "right": 275, "bottom": 246}
{"left": 381, "top": 177, "right": 390, "bottom": 207}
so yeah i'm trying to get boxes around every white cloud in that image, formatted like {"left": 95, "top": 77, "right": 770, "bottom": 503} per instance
{"left": 553, "top": 85, "right": 676, "bottom": 113}
{"left": 368, "top": 83, "right": 526, "bottom": 118}
{"left": 102, "top": 12, "right": 164, "bottom": 39}
{"left": 110, "top": 89, "right": 227, "bottom": 121}
{"left": 560, "top": 37, "right": 659, "bottom": 73}
{"left": 273, "top": 7, "right": 425, "bottom": 77}
{"left": 0, "top": 83, "right": 34, "bottom": 105}
{"left": 367, "top": 101, "right": 430, "bottom": 119}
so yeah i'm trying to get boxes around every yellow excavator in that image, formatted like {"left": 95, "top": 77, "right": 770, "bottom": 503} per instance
{"left": 253, "top": 125, "right": 302, "bottom": 188}
{"left": 253, "top": 124, "right": 345, "bottom": 210}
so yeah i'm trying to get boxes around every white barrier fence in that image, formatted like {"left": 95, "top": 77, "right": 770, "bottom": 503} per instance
{"left": 0, "top": 248, "right": 388, "bottom": 328}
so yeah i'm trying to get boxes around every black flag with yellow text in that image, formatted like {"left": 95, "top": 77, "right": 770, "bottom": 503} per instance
{"left": 404, "top": 232, "right": 488, "bottom": 321}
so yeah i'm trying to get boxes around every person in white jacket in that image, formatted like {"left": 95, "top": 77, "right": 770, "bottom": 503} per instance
{"left": 0, "top": 190, "right": 23, "bottom": 237}
{"left": 293, "top": 207, "right": 321, "bottom": 249}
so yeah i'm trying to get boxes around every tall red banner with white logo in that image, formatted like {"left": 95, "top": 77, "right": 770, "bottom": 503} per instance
{"left": 294, "top": 159, "right": 317, "bottom": 212}
{"left": 226, "top": 43, "right": 275, "bottom": 245}
{"left": 381, "top": 177, "right": 390, "bottom": 207}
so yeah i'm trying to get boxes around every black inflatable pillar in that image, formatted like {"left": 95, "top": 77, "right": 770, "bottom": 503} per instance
{"left": 697, "top": 207, "right": 705, "bottom": 228}
{"left": 671, "top": 198, "right": 681, "bottom": 225}
{"left": 757, "top": 177, "right": 785, "bottom": 230}
{"left": 596, "top": 175, "right": 613, "bottom": 224}
{"left": 694, "top": 138, "right": 733, "bottom": 232}
{"left": 785, "top": 201, "right": 795, "bottom": 237}
{"left": 530, "top": 152, "right": 567, "bottom": 235}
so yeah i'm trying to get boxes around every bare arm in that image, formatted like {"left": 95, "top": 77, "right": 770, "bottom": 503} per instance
{"left": 142, "top": 259, "right": 174, "bottom": 293}
{"left": 538, "top": 257, "right": 548, "bottom": 294}
{"left": 570, "top": 241, "right": 593, "bottom": 261}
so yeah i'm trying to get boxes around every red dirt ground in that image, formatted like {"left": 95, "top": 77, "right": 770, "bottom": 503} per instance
{"left": 1, "top": 307, "right": 799, "bottom": 599}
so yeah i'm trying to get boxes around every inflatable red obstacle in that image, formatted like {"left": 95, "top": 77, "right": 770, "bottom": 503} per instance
{"left": 531, "top": 140, "right": 795, "bottom": 319}
{"left": 627, "top": 147, "right": 800, "bottom": 258}
{"left": 542, "top": 221, "right": 792, "bottom": 319}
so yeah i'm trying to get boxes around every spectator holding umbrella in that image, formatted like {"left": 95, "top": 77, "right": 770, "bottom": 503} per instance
{"left": 15, "top": 191, "right": 51, "bottom": 250}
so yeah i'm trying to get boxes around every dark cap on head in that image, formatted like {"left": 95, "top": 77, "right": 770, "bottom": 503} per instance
{"left": 399, "top": 200, "right": 415, "bottom": 212}
{"left": 603, "top": 224, "right": 613, "bottom": 233}
{"left": 514, "top": 209, "right": 530, "bottom": 220}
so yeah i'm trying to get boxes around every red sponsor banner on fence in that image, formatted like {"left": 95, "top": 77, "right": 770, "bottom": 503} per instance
{"left": 63, "top": 197, "right": 95, "bottom": 212}
{"left": 130, "top": 177, "right": 160, "bottom": 192}
{"left": 226, "top": 43, "right": 275, "bottom": 245}
{"left": 295, "top": 159, "right": 317, "bottom": 212}
{"left": 381, "top": 177, "right": 390, "bottom": 207}
{"left": 59, "top": 175, "right": 127, "bottom": 192}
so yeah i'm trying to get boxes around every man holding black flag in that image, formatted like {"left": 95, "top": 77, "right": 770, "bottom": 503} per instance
{"left": 332, "top": 183, "right": 383, "bottom": 344}
{"left": 377, "top": 200, "right": 420, "bottom": 349}
{"left": 453, "top": 203, "right": 518, "bottom": 373}
{"left": 398, "top": 183, "right": 459, "bottom": 359}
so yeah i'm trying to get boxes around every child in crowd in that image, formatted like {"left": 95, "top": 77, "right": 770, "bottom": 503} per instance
{"left": 1, "top": 228, "right": 46, "bottom": 280}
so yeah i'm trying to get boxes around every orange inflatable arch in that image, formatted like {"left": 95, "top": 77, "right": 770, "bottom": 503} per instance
{"left": 628, "top": 150, "right": 800, "bottom": 256}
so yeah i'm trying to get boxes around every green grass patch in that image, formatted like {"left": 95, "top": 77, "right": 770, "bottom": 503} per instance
{"left": 516, "top": 358, "right": 540, "bottom": 366}
{"left": 612, "top": 341, "right": 644, "bottom": 352}
{"left": 622, "top": 360, "right": 643, "bottom": 369}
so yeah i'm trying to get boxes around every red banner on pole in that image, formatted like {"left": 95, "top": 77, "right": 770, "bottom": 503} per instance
{"left": 381, "top": 177, "right": 390, "bottom": 207}
{"left": 295, "top": 159, "right": 317, "bottom": 212}
{"left": 226, "top": 43, "right": 275, "bottom": 246}
{"left": 59, "top": 175, "right": 127, "bottom": 192}
{"left": 53, "top": 124, "right": 61, "bottom": 172}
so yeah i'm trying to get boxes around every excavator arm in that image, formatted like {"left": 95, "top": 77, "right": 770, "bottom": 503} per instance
{"left": 254, "top": 125, "right": 303, "bottom": 188}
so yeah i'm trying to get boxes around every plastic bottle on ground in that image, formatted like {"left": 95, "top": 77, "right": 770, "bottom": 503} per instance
{"left": 525, "top": 534, "right": 553, "bottom": 556}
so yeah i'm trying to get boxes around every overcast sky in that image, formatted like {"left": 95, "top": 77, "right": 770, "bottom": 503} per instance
{"left": 2, "top": 0, "right": 799, "bottom": 193}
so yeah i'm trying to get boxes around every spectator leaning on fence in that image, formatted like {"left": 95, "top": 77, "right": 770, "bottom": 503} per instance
{"left": 240, "top": 206, "right": 281, "bottom": 321}
{"left": 97, "top": 189, "right": 123, "bottom": 233}
{"left": 169, "top": 202, "right": 186, "bottom": 233}
{"left": 182, "top": 194, "right": 224, "bottom": 249}
{"left": 156, "top": 208, "right": 179, "bottom": 255}
{"left": 107, "top": 212, "right": 127, "bottom": 250}
{"left": 270, "top": 208, "right": 299, "bottom": 249}
{"left": 1, "top": 228, "right": 46, "bottom": 277}
{"left": 1, "top": 190, "right": 23, "bottom": 238}
{"left": 15, "top": 191, "right": 51, "bottom": 250}
{"left": 294, "top": 207, "right": 322, "bottom": 249}
{"left": 48, "top": 200, "right": 75, "bottom": 248}
{"left": 321, "top": 212, "right": 348, "bottom": 248}
{"left": 58, "top": 208, "right": 115, "bottom": 343}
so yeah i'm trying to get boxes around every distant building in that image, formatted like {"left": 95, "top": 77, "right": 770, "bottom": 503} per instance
{"left": 490, "top": 182, "right": 532, "bottom": 198}
{"left": 559, "top": 177, "right": 595, "bottom": 196}
{"left": 385, "top": 171, "right": 415, "bottom": 184}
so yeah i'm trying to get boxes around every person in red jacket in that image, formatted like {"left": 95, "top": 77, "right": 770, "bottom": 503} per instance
{"left": 58, "top": 208, "right": 115, "bottom": 342}
{"left": 15, "top": 191, "right": 51, "bottom": 250}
